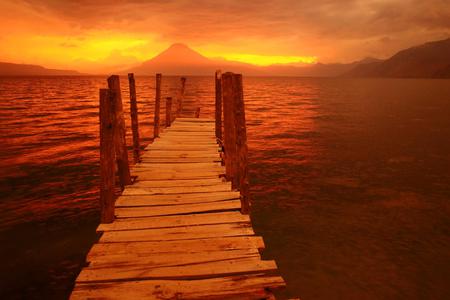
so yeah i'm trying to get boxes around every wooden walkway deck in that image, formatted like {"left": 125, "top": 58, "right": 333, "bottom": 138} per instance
{"left": 70, "top": 72, "right": 287, "bottom": 299}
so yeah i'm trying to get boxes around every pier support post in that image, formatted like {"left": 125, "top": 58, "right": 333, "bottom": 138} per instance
{"left": 99, "top": 89, "right": 115, "bottom": 223}
{"left": 221, "top": 72, "right": 238, "bottom": 189}
{"left": 107, "top": 75, "right": 132, "bottom": 189}
{"left": 195, "top": 107, "right": 200, "bottom": 118}
{"left": 166, "top": 97, "right": 173, "bottom": 127}
{"left": 215, "top": 70, "right": 222, "bottom": 141}
{"left": 233, "top": 74, "right": 250, "bottom": 214}
{"left": 128, "top": 73, "right": 140, "bottom": 163}
{"left": 177, "top": 77, "right": 186, "bottom": 117}
{"left": 153, "top": 73, "right": 162, "bottom": 138}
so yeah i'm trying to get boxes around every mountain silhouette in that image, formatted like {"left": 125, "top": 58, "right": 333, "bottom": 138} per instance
{"left": 126, "top": 44, "right": 383, "bottom": 76}
{"left": 345, "top": 38, "right": 450, "bottom": 78}
{"left": 0, "top": 62, "right": 81, "bottom": 76}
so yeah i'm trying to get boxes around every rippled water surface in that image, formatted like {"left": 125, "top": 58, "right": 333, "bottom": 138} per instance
{"left": 1, "top": 76, "right": 449, "bottom": 299}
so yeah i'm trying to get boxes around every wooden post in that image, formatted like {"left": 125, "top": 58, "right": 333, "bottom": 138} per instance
{"left": 128, "top": 73, "right": 140, "bottom": 163}
{"left": 107, "top": 75, "right": 132, "bottom": 189}
{"left": 99, "top": 89, "right": 115, "bottom": 223}
{"left": 177, "top": 77, "right": 186, "bottom": 117}
{"left": 233, "top": 74, "right": 250, "bottom": 214}
{"left": 166, "top": 97, "right": 173, "bottom": 127}
{"left": 195, "top": 107, "right": 200, "bottom": 118}
{"left": 221, "top": 72, "right": 238, "bottom": 188}
{"left": 215, "top": 70, "right": 222, "bottom": 140}
{"left": 153, "top": 73, "right": 162, "bottom": 138}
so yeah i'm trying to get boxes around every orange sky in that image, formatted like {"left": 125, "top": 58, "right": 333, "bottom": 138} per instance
{"left": 0, "top": 0, "right": 449, "bottom": 73}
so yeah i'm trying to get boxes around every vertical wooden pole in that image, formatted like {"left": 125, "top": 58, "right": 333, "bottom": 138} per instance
{"left": 107, "top": 75, "right": 132, "bottom": 188}
{"left": 99, "top": 88, "right": 115, "bottom": 223}
{"left": 215, "top": 70, "right": 222, "bottom": 140}
{"left": 128, "top": 73, "right": 140, "bottom": 163}
{"left": 221, "top": 72, "right": 238, "bottom": 188}
{"left": 153, "top": 73, "right": 162, "bottom": 138}
{"left": 233, "top": 74, "right": 250, "bottom": 214}
{"left": 195, "top": 107, "right": 200, "bottom": 118}
{"left": 177, "top": 77, "right": 186, "bottom": 117}
{"left": 166, "top": 97, "right": 173, "bottom": 127}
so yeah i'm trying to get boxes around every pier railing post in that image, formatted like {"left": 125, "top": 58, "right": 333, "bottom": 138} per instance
{"left": 177, "top": 77, "right": 186, "bottom": 117}
{"left": 221, "top": 72, "right": 238, "bottom": 188}
{"left": 215, "top": 70, "right": 222, "bottom": 140}
{"left": 153, "top": 73, "right": 162, "bottom": 138}
{"left": 128, "top": 73, "right": 140, "bottom": 163}
{"left": 233, "top": 74, "right": 250, "bottom": 214}
{"left": 166, "top": 97, "right": 173, "bottom": 127}
{"left": 107, "top": 75, "right": 132, "bottom": 189}
{"left": 99, "top": 89, "right": 115, "bottom": 223}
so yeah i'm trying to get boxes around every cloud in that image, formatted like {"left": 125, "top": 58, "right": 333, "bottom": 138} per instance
{"left": 1, "top": 0, "right": 449, "bottom": 66}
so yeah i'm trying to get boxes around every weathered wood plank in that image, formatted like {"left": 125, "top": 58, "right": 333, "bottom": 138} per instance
{"left": 176, "top": 118, "right": 214, "bottom": 122}
{"left": 132, "top": 162, "right": 223, "bottom": 170}
{"left": 138, "top": 157, "right": 222, "bottom": 163}
{"left": 88, "top": 249, "right": 260, "bottom": 268}
{"left": 132, "top": 170, "right": 223, "bottom": 180}
{"left": 88, "top": 237, "right": 264, "bottom": 260}
{"left": 144, "top": 144, "right": 220, "bottom": 151}
{"left": 71, "top": 274, "right": 285, "bottom": 300}
{"left": 97, "top": 211, "right": 248, "bottom": 232}
{"left": 115, "top": 191, "right": 240, "bottom": 208}
{"left": 132, "top": 166, "right": 223, "bottom": 174}
{"left": 122, "top": 183, "right": 232, "bottom": 196}
{"left": 132, "top": 178, "right": 226, "bottom": 187}
{"left": 122, "top": 186, "right": 231, "bottom": 196}
{"left": 76, "top": 257, "right": 277, "bottom": 282}
{"left": 99, "top": 222, "right": 253, "bottom": 242}
{"left": 142, "top": 153, "right": 219, "bottom": 159}
{"left": 115, "top": 200, "right": 241, "bottom": 218}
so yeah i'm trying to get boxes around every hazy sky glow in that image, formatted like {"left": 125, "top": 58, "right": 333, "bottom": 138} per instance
{"left": 0, "top": 0, "right": 449, "bottom": 72}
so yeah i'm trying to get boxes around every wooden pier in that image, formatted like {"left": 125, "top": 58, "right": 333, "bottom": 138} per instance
{"left": 70, "top": 71, "right": 286, "bottom": 299}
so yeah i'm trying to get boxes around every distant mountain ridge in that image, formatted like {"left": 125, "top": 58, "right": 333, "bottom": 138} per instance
{"left": 344, "top": 38, "right": 450, "bottom": 78}
{"left": 0, "top": 62, "right": 81, "bottom": 76}
{"left": 125, "top": 43, "right": 380, "bottom": 76}
{"left": 2, "top": 38, "right": 449, "bottom": 77}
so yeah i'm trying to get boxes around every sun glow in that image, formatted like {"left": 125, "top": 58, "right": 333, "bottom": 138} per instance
{"left": 217, "top": 53, "right": 318, "bottom": 66}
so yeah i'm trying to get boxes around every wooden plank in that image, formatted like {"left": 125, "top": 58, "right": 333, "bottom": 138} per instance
{"left": 76, "top": 257, "right": 277, "bottom": 282}
{"left": 71, "top": 275, "right": 285, "bottom": 300}
{"left": 122, "top": 184, "right": 232, "bottom": 196}
{"left": 98, "top": 211, "right": 248, "bottom": 231}
{"left": 88, "top": 248, "right": 260, "bottom": 268}
{"left": 137, "top": 157, "right": 222, "bottom": 164}
{"left": 165, "top": 127, "right": 215, "bottom": 132}
{"left": 176, "top": 118, "right": 214, "bottom": 122}
{"left": 133, "top": 162, "right": 223, "bottom": 170}
{"left": 99, "top": 222, "right": 253, "bottom": 242}
{"left": 88, "top": 236, "right": 264, "bottom": 258}
{"left": 132, "top": 170, "right": 223, "bottom": 180}
{"left": 142, "top": 152, "right": 219, "bottom": 159}
{"left": 115, "top": 200, "right": 241, "bottom": 218}
{"left": 131, "top": 166, "right": 224, "bottom": 173}
{"left": 132, "top": 178, "right": 226, "bottom": 188}
{"left": 115, "top": 191, "right": 241, "bottom": 208}
{"left": 144, "top": 144, "right": 220, "bottom": 151}
{"left": 159, "top": 133, "right": 216, "bottom": 138}
{"left": 142, "top": 149, "right": 219, "bottom": 156}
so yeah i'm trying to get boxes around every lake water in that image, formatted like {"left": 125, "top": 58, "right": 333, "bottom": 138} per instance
{"left": 0, "top": 76, "right": 449, "bottom": 299}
